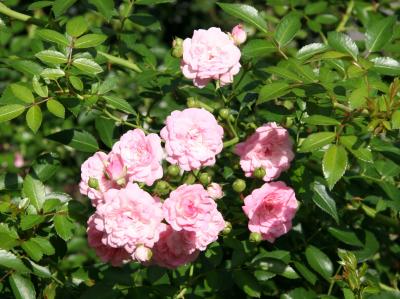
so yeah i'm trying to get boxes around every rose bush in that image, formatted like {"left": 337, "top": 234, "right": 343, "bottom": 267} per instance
{"left": 0, "top": 1, "right": 399, "bottom": 299}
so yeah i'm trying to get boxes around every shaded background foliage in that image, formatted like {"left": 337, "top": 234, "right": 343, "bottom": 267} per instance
{"left": 0, "top": 0, "right": 400, "bottom": 298}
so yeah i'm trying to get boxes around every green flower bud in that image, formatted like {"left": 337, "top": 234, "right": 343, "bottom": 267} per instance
{"left": 171, "top": 37, "right": 183, "bottom": 58}
{"left": 167, "top": 165, "right": 181, "bottom": 177}
{"left": 88, "top": 177, "right": 99, "bottom": 190}
{"left": 253, "top": 167, "right": 266, "bottom": 179}
{"left": 155, "top": 180, "right": 170, "bottom": 195}
{"left": 218, "top": 108, "right": 230, "bottom": 120}
{"left": 249, "top": 232, "right": 262, "bottom": 243}
{"left": 232, "top": 179, "right": 246, "bottom": 193}
{"left": 222, "top": 221, "right": 232, "bottom": 235}
{"left": 199, "top": 172, "right": 211, "bottom": 185}
{"left": 187, "top": 97, "right": 197, "bottom": 108}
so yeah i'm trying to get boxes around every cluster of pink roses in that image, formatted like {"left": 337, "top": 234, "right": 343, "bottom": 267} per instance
{"left": 81, "top": 108, "right": 226, "bottom": 268}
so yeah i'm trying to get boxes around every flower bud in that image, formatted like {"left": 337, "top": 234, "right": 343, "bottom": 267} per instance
{"left": 171, "top": 37, "right": 183, "bottom": 58}
{"left": 187, "top": 97, "right": 197, "bottom": 108}
{"left": 207, "top": 183, "right": 224, "bottom": 200}
{"left": 218, "top": 108, "right": 230, "bottom": 120}
{"left": 167, "top": 165, "right": 181, "bottom": 177}
{"left": 222, "top": 221, "right": 232, "bottom": 235}
{"left": 154, "top": 180, "right": 169, "bottom": 195}
{"left": 199, "top": 172, "right": 211, "bottom": 185}
{"left": 232, "top": 179, "right": 246, "bottom": 193}
{"left": 249, "top": 232, "right": 262, "bottom": 243}
{"left": 253, "top": 167, "right": 266, "bottom": 179}
{"left": 231, "top": 24, "right": 247, "bottom": 45}
{"left": 134, "top": 245, "right": 153, "bottom": 263}
{"left": 88, "top": 177, "right": 99, "bottom": 190}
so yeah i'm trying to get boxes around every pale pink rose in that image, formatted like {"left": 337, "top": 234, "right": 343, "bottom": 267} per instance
{"left": 194, "top": 210, "right": 225, "bottom": 250}
{"left": 112, "top": 129, "right": 163, "bottom": 186}
{"left": 134, "top": 245, "right": 153, "bottom": 263}
{"left": 207, "top": 183, "right": 224, "bottom": 200}
{"left": 231, "top": 24, "right": 247, "bottom": 45}
{"left": 242, "top": 181, "right": 298, "bottom": 242}
{"left": 104, "top": 152, "right": 127, "bottom": 186}
{"left": 91, "top": 182, "right": 165, "bottom": 262}
{"left": 181, "top": 27, "right": 241, "bottom": 88}
{"left": 79, "top": 152, "right": 111, "bottom": 206}
{"left": 14, "top": 152, "right": 24, "bottom": 168}
{"left": 87, "top": 215, "right": 132, "bottom": 266}
{"left": 152, "top": 225, "right": 199, "bottom": 269}
{"left": 160, "top": 108, "right": 224, "bottom": 171}
{"left": 235, "top": 122, "right": 294, "bottom": 181}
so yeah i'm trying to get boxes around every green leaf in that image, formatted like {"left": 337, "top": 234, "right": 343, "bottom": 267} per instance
{"left": 242, "top": 40, "right": 275, "bottom": 59}
{"left": 46, "top": 99, "right": 65, "bottom": 118}
{"left": 72, "top": 58, "right": 103, "bottom": 74}
{"left": 36, "top": 29, "right": 69, "bottom": 46}
{"left": 26, "top": 106, "right": 42, "bottom": 133}
{"left": 74, "top": 34, "right": 107, "bottom": 48}
{"left": 328, "top": 228, "right": 363, "bottom": 247}
{"left": 22, "top": 174, "right": 46, "bottom": 211}
{"left": 304, "top": 115, "right": 340, "bottom": 125}
{"left": 217, "top": 3, "right": 268, "bottom": 34}
{"left": 135, "top": 0, "right": 173, "bottom": 4}
{"left": 265, "top": 66, "right": 302, "bottom": 82}
{"left": 0, "top": 249, "right": 30, "bottom": 273}
{"left": 35, "top": 50, "right": 68, "bottom": 64}
{"left": 286, "top": 58, "right": 318, "bottom": 83}
{"left": 323, "top": 144, "right": 348, "bottom": 189}
{"left": 10, "top": 84, "right": 34, "bottom": 103}
{"left": 298, "top": 132, "right": 335, "bottom": 152}
{"left": 40, "top": 68, "right": 65, "bottom": 80}
{"left": 392, "top": 110, "right": 400, "bottom": 129}
{"left": 31, "top": 237, "right": 55, "bottom": 256}
{"left": 274, "top": 13, "right": 301, "bottom": 48}
{"left": 312, "top": 181, "right": 339, "bottom": 223}
{"left": 52, "top": 0, "right": 77, "bottom": 17}
{"left": 305, "top": 245, "right": 333, "bottom": 281}
{"left": 371, "top": 57, "right": 400, "bottom": 76}
{"left": 54, "top": 215, "right": 74, "bottom": 241}
{"left": 0, "top": 231, "right": 18, "bottom": 250}
{"left": 32, "top": 153, "right": 61, "bottom": 182}
{"left": 102, "top": 95, "right": 136, "bottom": 114}
{"left": 327, "top": 32, "right": 358, "bottom": 60}
{"left": 47, "top": 129, "right": 99, "bottom": 152}
{"left": 130, "top": 13, "right": 161, "bottom": 31}
{"left": 28, "top": 1, "right": 53, "bottom": 10}
{"left": 8, "top": 60, "right": 43, "bottom": 77}
{"left": 32, "top": 76, "right": 48, "bottom": 98}
{"left": 69, "top": 76, "right": 84, "bottom": 90}
{"left": 0, "top": 104, "right": 25, "bottom": 123}
{"left": 349, "top": 87, "right": 368, "bottom": 109}
{"left": 232, "top": 270, "right": 261, "bottom": 298}
{"left": 9, "top": 274, "right": 36, "bottom": 299}
{"left": 21, "top": 240, "right": 43, "bottom": 262}
{"left": 66, "top": 16, "right": 88, "bottom": 37}
{"left": 0, "top": 173, "right": 23, "bottom": 191}
{"left": 20, "top": 215, "right": 45, "bottom": 231}
{"left": 97, "top": 51, "right": 142, "bottom": 72}
{"left": 95, "top": 118, "right": 115, "bottom": 148}
{"left": 340, "top": 135, "right": 373, "bottom": 163}
{"left": 257, "top": 82, "right": 290, "bottom": 104}
{"left": 293, "top": 262, "right": 317, "bottom": 285}
{"left": 365, "top": 16, "right": 395, "bottom": 53}
{"left": 296, "top": 43, "right": 329, "bottom": 60}
{"left": 305, "top": 1, "right": 327, "bottom": 15}
{"left": 89, "top": 0, "right": 115, "bottom": 21}
{"left": 30, "top": 261, "right": 51, "bottom": 278}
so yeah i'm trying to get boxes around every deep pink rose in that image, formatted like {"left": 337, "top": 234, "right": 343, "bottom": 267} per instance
{"left": 242, "top": 181, "right": 298, "bottom": 242}
{"left": 112, "top": 129, "right": 163, "bottom": 186}
{"left": 160, "top": 108, "right": 223, "bottom": 171}
{"left": 79, "top": 152, "right": 111, "bottom": 206}
{"left": 152, "top": 225, "right": 199, "bottom": 269}
{"left": 87, "top": 215, "right": 131, "bottom": 267}
{"left": 181, "top": 27, "right": 241, "bottom": 88}
{"left": 231, "top": 24, "right": 247, "bottom": 45}
{"left": 91, "top": 182, "right": 165, "bottom": 262}
{"left": 207, "top": 183, "right": 224, "bottom": 200}
{"left": 235, "top": 122, "right": 294, "bottom": 181}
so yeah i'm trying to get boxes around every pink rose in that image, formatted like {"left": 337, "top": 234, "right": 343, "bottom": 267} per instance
{"left": 79, "top": 152, "right": 111, "bottom": 206}
{"left": 152, "top": 225, "right": 199, "bottom": 269}
{"left": 104, "top": 152, "right": 127, "bottom": 186}
{"left": 181, "top": 27, "right": 241, "bottom": 88}
{"left": 134, "top": 245, "right": 153, "bottom": 263}
{"left": 231, "top": 24, "right": 247, "bottom": 45}
{"left": 235, "top": 122, "right": 294, "bottom": 181}
{"left": 112, "top": 129, "right": 163, "bottom": 186}
{"left": 207, "top": 183, "right": 224, "bottom": 200}
{"left": 14, "top": 152, "right": 24, "bottom": 168}
{"left": 160, "top": 108, "right": 224, "bottom": 171}
{"left": 194, "top": 211, "right": 225, "bottom": 250}
{"left": 87, "top": 215, "right": 131, "bottom": 266}
{"left": 91, "top": 182, "right": 165, "bottom": 262}
{"left": 242, "top": 181, "right": 298, "bottom": 242}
